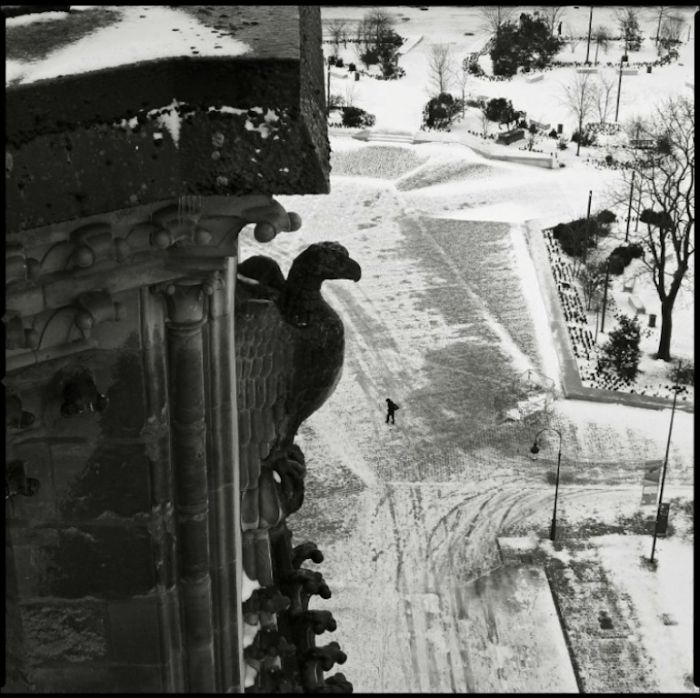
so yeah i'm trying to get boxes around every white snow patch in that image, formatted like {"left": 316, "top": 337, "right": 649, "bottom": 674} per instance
{"left": 241, "top": 570, "right": 261, "bottom": 603}
{"left": 596, "top": 535, "right": 694, "bottom": 693}
{"left": 510, "top": 224, "right": 562, "bottom": 390}
{"left": 244, "top": 663, "right": 258, "bottom": 689}
{"left": 7, "top": 6, "right": 252, "bottom": 85}
{"left": 150, "top": 99, "right": 183, "bottom": 148}
{"left": 242, "top": 619, "right": 261, "bottom": 647}
{"left": 434, "top": 203, "right": 534, "bottom": 223}
{"left": 208, "top": 106, "right": 247, "bottom": 116}
{"left": 5, "top": 10, "right": 71, "bottom": 27}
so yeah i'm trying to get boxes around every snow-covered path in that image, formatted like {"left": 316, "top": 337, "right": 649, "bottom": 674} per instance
{"left": 239, "top": 141, "right": 694, "bottom": 692}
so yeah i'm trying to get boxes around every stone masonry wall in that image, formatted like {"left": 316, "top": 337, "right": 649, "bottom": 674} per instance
{"left": 5, "top": 287, "right": 176, "bottom": 692}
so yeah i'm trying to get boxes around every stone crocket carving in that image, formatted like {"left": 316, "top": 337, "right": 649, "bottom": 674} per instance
{"left": 235, "top": 242, "right": 361, "bottom": 586}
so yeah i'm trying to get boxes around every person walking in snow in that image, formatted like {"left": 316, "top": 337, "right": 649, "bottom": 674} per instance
{"left": 385, "top": 398, "right": 399, "bottom": 424}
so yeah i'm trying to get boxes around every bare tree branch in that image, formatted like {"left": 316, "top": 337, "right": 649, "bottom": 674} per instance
{"left": 478, "top": 6, "right": 514, "bottom": 36}
{"left": 561, "top": 71, "right": 596, "bottom": 155}
{"left": 328, "top": 18, "right": 347, "bottom": 56}
{"left": 619, "top": 96, "right": 694, "bottom": 359}
{"left": 428, "top": 43, "right": 454, "bottom": 96}
{"left": 593, "top": 71, "right": 616, "bottom": 123}
{"left": 539, "top": 6, "right": 566, "bottom": 35}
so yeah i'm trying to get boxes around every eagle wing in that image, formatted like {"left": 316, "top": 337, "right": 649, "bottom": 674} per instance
{"left": 236, "top": 276, "right": 295, "bottom": 586}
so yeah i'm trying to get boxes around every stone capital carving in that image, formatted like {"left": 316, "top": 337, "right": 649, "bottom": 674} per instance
{"left": 153, "top": 272, "right": 223, "bottom": 326}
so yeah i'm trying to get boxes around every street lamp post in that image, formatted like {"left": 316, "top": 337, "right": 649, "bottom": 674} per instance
{"left": 625, "top": 170, "right": 635, "bottom": 242}
{"left": 326, "top": 56, "right": 332, "bottom": 115}
{"left": 585, "top": 6, "right": 594, "bottom": 65}
{"left": 650, "top": 377, "right": 682, "bottom": 563}
{"left": 583, "top": 189, "right": 592, "bottom": 263}
{"left": 600, "top": 257, "right": 611, "bottom": 333}
{"left": 614, "top": 54, "right": 628, "bottom": 122}
{"left": 530, "top": 427, "right": 563, "bottom": 541}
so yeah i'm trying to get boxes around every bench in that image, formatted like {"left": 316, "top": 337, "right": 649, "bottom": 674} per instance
{"left": 629, "top": 295, "right": 646, "bottom": 315}
{"left": 622, "top": 68, "right": 639, "bottom": 76}
{"left": 526, "top": 74, "right": 544, "bottom": 83}
{"left": 576, "top": 67, "right": 598, "bottom": 74}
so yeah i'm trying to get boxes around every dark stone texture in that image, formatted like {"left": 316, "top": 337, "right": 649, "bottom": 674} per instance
{"left": 107, "top": 596, "right": 162, "bottom": 664}
{"left": 6, "top": 440, "right": 57, "bottom": 523}
{"left": 49, "top": 439, "right": 93, "bottom": 500}
{"left": 41, "top": 525, "right": 156, "bottom": 599}
{"left": 6, "top": 7, "right": 329, "bottom": 233}
{"left": 100, "top": 350, "right": 147, "bottom": 437}
{"left": 22, "top": 600, "right": 109, "bottom": 663}
{"left": 59, "top": 441, "right": 151, "bottom": 521}
{"left": 91, "top": 290, "right": 142, "bottom": 350}
{"left": 7, "top": 528, "right": 60, "bottom": 599}
{"left": 27, "top": 662, "right": 163, "bottom": 693}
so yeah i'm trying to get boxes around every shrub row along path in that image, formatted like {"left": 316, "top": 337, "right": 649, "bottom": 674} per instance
{"left": 239, "top": 138, "right": 694, "bottom": 692}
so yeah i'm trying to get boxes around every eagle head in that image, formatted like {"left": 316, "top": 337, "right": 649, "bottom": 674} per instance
{"left": 237, "top": 255, "right": 286, "bottom": 293}
{"left": 290, "top": 242, "right": 362, "bottom": 284}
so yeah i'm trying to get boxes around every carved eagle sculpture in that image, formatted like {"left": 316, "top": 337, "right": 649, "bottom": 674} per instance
{"left": 235, "top": 242, "right": 361, "bottom": 586}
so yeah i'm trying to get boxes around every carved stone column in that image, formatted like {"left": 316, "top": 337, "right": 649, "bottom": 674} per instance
{"left": 203, "top": 259, "right": 245, "bottom": 692}
{"left": 157, "top": 275, "right": 219, "bottom": 693}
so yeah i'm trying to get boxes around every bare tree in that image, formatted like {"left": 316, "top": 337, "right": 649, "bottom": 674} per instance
{"left": 659, "top": 15, "right": 684, "bottom": 47}
{"left": 539, "top": 6, "right": 566, "bottom": 35}
{"left": 578, "top": 260, "right": 610, "bottom": 310}
{"left": 593, "top": 71, "right": 616, "bottom": 123}
{"left": 621, "top": 97, "right": 694, "bottom": 360}
{"left": 615, "top": 8, "right": 643, "bottom": 52}
{"left": 568, "top": 34, "right": 580, "bottom": 55}
{"left": 344, "top": 81, "right": 357, "bottom": 108}
{"left": 652, "top": 6, "right": 667, "bottom": 44}
{"left": 355, "top": 17, "right": 371, "bottom": 64}
{"left": 428, "top": 43, "right": 454, "bottom": 96}
{"left": 365, "top": 8, "right": 395, "bottom": 50}
{"left": 562, "top": 71, "right": 597, "bottom": 156}
{"left": 453, "top": 61, "right": 469, "bottom": 118}
{"left": 479, "top": 110, "right": 490, "bottom": 139}
{"left": 328, "top": 19, "right": 347, "bottom": 57}
{"left": 592, "top": 26, "right": 609, "bottom": 65}
{"left": 478, "top": 6, "right": 514, "bottom": 37}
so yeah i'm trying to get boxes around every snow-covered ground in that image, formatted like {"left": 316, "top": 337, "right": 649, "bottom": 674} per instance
{"left": 239, "top": 135, "right": 694, "bottom": 692}
{"left": 324, "top": 5, "right": 695, "bottom": 134}
{"left": 245, "top": 6, "right": 695, "bottom": 693}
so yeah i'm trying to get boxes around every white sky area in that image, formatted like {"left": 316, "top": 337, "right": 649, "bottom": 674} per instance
{"left": 6, "top": 6, "right": 251, "bottom": 85}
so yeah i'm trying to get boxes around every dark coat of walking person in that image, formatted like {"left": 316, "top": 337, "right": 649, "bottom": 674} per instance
{"left": 385, "top": 398, "right": 399, "bottom": 424}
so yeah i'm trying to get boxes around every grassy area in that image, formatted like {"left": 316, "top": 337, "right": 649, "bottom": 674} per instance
{"left": 6, "top": 9, "right": 122, "bottom": 63}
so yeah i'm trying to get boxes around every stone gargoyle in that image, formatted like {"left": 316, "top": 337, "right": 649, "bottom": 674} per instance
{"left": 235, "top": 242, "right": 361, "bottom": 586}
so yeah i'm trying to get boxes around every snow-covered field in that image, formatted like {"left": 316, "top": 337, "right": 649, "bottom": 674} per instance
{"left": 239, "top": 136, "right": 694, "bottom": 692}
{"left": 324, "top": 5, "right": 695, "bottom": 134}
{"left": 241, "top": 6, "right": 695, "bottom": 693}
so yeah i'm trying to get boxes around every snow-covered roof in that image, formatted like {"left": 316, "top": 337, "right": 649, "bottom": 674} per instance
{"left": 6, "top": 6, "right": 330, "bottom": 232}
{"left": 5, "top": 6, "right": 301, "bottom": 86}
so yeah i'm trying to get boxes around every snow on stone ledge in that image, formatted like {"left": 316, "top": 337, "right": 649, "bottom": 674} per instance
{"left": 5, "top": 10, "right": 72, "bottom": 27}
{"left": 242, "top": 570, "right": 261, "bottom": 603}
{"left": 6, "top": 6, "right": 252, "bottom": 86}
